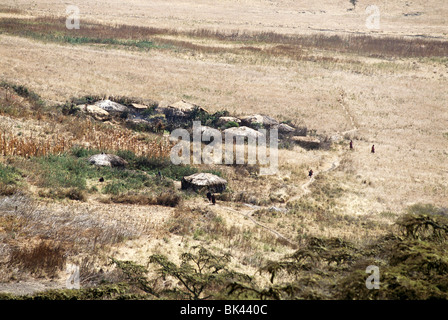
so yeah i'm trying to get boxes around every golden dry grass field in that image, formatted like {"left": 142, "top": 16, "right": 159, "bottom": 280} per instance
{"left": 0, "top": 0, "right": 447, "bottom": 300}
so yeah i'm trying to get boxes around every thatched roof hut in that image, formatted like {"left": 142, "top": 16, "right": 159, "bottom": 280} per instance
{"left": 181, "top": 173, "right": 227, "bottom": 193}
{"left": 223, "top": 126, "right": 265, "bottom": 141}
{"left": 217, "top": 116, "right": 241, "bottom": 126}
{"left": 277, "top": 123, "right": 295, "bottom": 134}
{"left": 241, "top": 114, "right": 279, "bottom": 128}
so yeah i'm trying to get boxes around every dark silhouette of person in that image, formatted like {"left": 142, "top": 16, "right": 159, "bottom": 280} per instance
{"left": 371, "top": 145, "right": 375, "bottom": 153}
{"left": 211, "top": 194, "right": 216, "bottom": 205}
{"left": 350, "top": 140, "right": 353, "bottom": 150}
{"left": 309, "top": 169, "right": 313, "bottom": 178}
{"left": 206, "top": 191, "right": 212, "bottom": 202}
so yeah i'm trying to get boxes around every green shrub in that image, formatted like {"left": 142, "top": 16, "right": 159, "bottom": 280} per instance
{"left": 33, "top": 154, "right": 89, "bottom": 190}
{"left": 114, "top": 151, "right": 200, "bottom": 180}
{"left": 103, "top": 182, "right": 133, "bottom": 195}
{"left": 65, "top": 188, "right": 87, "bottom": 201}
{"left": 69, "top": 94, "right": 104, "bottom": 106}
{"left": 336, "top": 206, "right": 448, "bottom": 300}
{"left": 70, "top": 147, "right": 100, "bottom": 158}
{"left": 0, "top": 163, "right": 23, "bottom": 195}
{"left": 224, "top": 121, "right": 239, "bottom": 129}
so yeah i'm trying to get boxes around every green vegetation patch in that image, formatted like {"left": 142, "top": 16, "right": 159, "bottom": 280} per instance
{"left": 0, "top": 163, "right": 24, "bottom": 195}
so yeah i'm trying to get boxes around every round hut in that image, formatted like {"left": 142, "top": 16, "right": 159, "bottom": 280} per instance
{"left": 181, "top": 173, "right": 227, "bottom": 193}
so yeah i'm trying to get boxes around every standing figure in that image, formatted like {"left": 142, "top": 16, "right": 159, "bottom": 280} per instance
{"left": 308, "top": 169, "right": 313, "bottom": 178}
{"left": 211, "top": 194, "right": 216, "bottom": 205}
{"left": 206, "top": 191, "right": 212, "bottom": 202}
{"left": 350, "top": 140, "right": 353, "bottom": 150}
{"left": 371, "top": 145, "right": 375, "bottom": 153}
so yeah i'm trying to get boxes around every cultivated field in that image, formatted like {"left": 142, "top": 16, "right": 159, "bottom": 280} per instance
{"left": 0, "top": 0, "right": 447, "bottom": 301}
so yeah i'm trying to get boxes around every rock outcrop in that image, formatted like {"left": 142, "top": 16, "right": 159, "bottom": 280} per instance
{"left": 95, "top": 100, "right": 132, "bottom": 113}
{"left": 88, "top": 153, "right": 128, "bottom": 168}
{"left": 78, "top": 104, "right": 111, "bottom": 121}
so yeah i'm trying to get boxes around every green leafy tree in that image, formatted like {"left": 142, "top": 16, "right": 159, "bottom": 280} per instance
{"left": 149, "top": 246, "right": 251, "bottom": 299}
{"left": 109, "top": 259, "right": 160, "bottom": 298}
{"left": 112, "top": 246, "right": 251, "bottom": 300}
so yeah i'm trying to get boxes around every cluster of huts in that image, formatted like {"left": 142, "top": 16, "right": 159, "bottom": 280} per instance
{"left": 79, "top": 98, "right": 325, "bottom": 195}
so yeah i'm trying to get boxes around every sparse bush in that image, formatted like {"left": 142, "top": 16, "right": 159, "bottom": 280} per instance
{"left": 154, "top": 192, "right": 182, "bottom": 207}
{"left": 70, "top": 146, "right": 99, "bottom": 158}
{"left": 59, "top": 102, "right": 80, "bottom": 115}
{"left": 109, "top": 191, "right": 182, "bottom": 207}
{"left": 224, "top": 121, "right": 239, "bottom": 129}
{"left": 8, "top": 240, "right": 66, "bottom": 277}
{"left": 65, "top": 188, "right": 87, "bottom": 201}
{"left": 397, "top": 209, "right": 448, "bottom": 242}
{"left": 108, "top": 192, "right": 152, "bottom": 205}
{"left": 68, "top": 94, "right": 103, "bottom": 106}
{"left": 0, "top": 81, "right": 44, "bottom": 108}
{"left": 232, "top": 191, "right": 259, "bottom": 204}
{"left": 38, "top": 187, "right": 86, "bottom": 201}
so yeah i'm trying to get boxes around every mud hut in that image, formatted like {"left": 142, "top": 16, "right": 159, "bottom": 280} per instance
{"left": 181, "top": 173, "right": 227, "bottom": 193}
{"left": 240, "top": 114, "right": 279, "bottom": 129}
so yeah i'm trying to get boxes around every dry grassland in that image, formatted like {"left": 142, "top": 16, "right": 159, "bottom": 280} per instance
{"left": 0, "top": 0, "right": 447, "bottom": 298}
